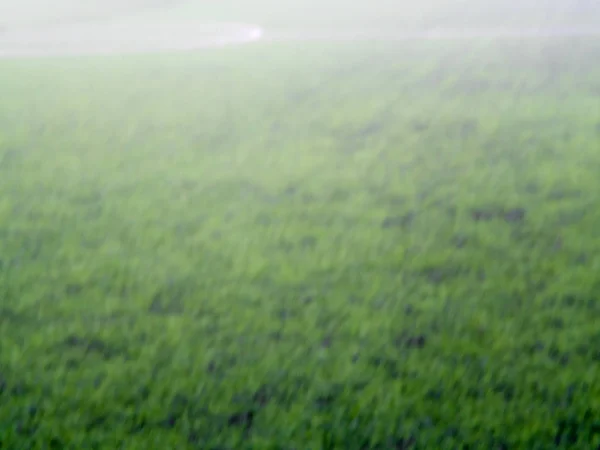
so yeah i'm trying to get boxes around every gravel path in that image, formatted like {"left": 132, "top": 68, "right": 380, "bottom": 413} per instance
{"left": 1, "top": 20, "right": 599, "bottom": 58}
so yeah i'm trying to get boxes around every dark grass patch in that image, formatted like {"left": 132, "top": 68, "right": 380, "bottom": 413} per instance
{"left": 547, "top": 189, "right": 583, "bottom": 201}
{"left": 419, "top": 265, "right": 466, "bottom": 285}
{"left": 61, "top": 335, "right": 127, "bottom": 360}
{"left": 147, "top": 282, "right": 189, "bottom": 316}
{"left": 0, "top": 307, "right": 37, "bottom": 326}
{"left": 470, "top": 206, "right": 526, "bottom": 223}
{"left": 381, "top": 212, "right": 416, "bottom": 229}
{"left": 394, "top": 334, "right": 427, "bottom": 350}
{"left": 0, "top": 148, "right": 20, "bottom": 169}
{"left": 451, "top": 233, "right": 469, "bottom": 248}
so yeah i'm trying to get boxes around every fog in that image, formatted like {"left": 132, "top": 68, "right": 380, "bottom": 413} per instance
{"left": 1, "top": 1, "right": 599, "bottom": 448}
{"left": 1, "top": 0, "right": 600, "bottom": 56}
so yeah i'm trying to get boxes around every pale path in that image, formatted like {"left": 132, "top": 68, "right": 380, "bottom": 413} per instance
{"left": 1, "top": 21, "right": 600, "bottom": 58}
{"left": 0, "top": 22, "right": 264, "bottom": 57}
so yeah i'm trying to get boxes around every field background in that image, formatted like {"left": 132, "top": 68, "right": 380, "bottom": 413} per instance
{"left": 1, "top": 1, "right": 600, "bottom": 449}
{"left": 3, "top": 0, "right": 600, "bottom": 28}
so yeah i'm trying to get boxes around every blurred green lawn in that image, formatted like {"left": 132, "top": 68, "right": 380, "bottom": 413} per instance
{"left": 1, "top": 1, "right": 600, "bottom": 449}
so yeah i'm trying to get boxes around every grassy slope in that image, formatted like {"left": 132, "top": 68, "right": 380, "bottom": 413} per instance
{"left": 1, "top": 3, "right": 600, "bottom": 450}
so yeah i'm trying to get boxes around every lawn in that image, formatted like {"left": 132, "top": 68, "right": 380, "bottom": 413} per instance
{"left": 1, "top": 2, "right": 600, "bottom": 449}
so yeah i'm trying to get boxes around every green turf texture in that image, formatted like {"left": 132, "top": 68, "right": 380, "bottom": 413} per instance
{"left": 1, "top": 28, "right": 600, "bottom": 450}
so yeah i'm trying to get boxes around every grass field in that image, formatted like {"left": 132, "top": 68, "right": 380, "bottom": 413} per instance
{"left": 1, "top": 2, "right": 600, "bottom": 449}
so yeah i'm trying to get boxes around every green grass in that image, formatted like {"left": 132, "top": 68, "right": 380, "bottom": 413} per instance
{"left": 2, "top": 7, "right": 600, "bottom": 449}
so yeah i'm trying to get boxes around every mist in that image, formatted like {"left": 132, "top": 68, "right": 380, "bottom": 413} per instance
{"left": 1, "top": 1, "right": 599, "bottom": 448}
